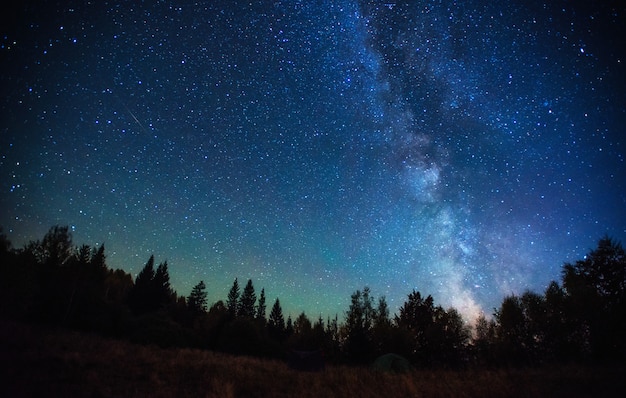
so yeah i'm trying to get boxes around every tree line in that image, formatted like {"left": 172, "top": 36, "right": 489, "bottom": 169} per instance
{"left": 0, "top": 225, "right": 624, "bottom": 368}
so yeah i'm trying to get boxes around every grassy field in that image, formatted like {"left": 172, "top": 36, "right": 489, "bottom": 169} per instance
{"left": 1, "top": 319, "right": 624, "bottom": 398}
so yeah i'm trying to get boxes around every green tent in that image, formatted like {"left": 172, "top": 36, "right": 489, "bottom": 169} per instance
{"left": 372, "top": 353, "right": 411, "bottom": 373}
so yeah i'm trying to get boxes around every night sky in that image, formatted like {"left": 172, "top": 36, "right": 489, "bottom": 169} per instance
{"left": 1, "top": 1, "right": 624, "bottom": 321}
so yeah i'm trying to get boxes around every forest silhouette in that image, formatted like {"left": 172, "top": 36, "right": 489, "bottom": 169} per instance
{"left": 0, "top": 225, "right": 624, "bottom": 368}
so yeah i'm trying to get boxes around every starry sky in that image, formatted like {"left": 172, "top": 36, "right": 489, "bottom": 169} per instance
{"left": 1, "top": 1, "right": 625, "bottom": 321}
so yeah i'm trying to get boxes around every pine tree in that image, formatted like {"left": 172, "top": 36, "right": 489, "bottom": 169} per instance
{"left": 136, "top": 255, "right": 155, "bottom": 286}
{"left": 226, "top": 278, "right": 240, "bottom": 317}
{"left": 286, "top": 315, "right": 294, "bottom": 336}
{"left": 326, "top": 314, "right": 339, "bottom": 342}
{"left": 268, "top": 298, "right": 285, "bottom": 340}
{"left": 238, "top": 279, "right": 256, "bottom": 318}
{"left": 128, "top": 255, "right": 155, "bottom": 314}
{"left": 128, "top": 256, "right": 174, "bottom": 314}
{"left": 188, "top": 280, "right": 208, "bottom": 313}
{"left": 294, "top": 312, "right": 312, "bottom": 335}
{"left": 91, "top": 245, "right": 106, "bottom": 270}
{"left": 256, "top": 288, "right": 266, "bottom": 322}
{"left": 154, "top": 261, "right": 174, "bottom": 308}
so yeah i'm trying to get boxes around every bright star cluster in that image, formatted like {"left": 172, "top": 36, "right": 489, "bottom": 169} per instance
{"left": 1, "top": 1, "right": 624, "bottom": 321}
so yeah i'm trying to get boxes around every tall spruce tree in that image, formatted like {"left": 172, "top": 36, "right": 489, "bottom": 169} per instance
{"left": 268, "top": 298, "right": 285, "bottom": 340}
{"left": 188, "top": 280, "right": 208, "bottom": 313}
{"left": 238, "top": 279, "right": 256, "bottom": 318}
{"left": 226, "top": 278, "right": 240, "bottom": 317}
{"left": 153, "top": 261, "right": 173, "bottom": 308}
{"left": 128, "top": 255, "right": 155, "bottom": 314}
{"left": 256, "top": 288, "right": 266, "bottom": 322}
{"left": 128, "top": 256, "right": 174, "bottom": 314}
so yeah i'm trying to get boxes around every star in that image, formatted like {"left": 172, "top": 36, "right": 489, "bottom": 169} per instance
{"left": 0, "top": 0, "right": 624, "bottom": 321}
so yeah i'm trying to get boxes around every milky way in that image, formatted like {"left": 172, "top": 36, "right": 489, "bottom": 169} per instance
{"left": 1, "top": 1, "right": 624, "bottom": 321}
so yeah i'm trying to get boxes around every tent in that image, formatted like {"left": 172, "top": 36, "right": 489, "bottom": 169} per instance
{"left": 372, "top": 353, "right": 411, "bottom": 373}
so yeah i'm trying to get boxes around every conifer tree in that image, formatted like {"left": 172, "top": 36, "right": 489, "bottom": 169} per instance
{"left": 135, "top": 256, "right": 155, "bottom": 286}
{"left": 154, "top": 261, "right": 174, "bottom": 308}
{"left": 268, "top": 298, "right": 285, "bottom": 340}
{"left": 188, "top": 280, "right": 208, "bottom": 313}
{"left": 326, "top": 314, "right": 339, "bottom": 342}
{"left": 294, "top": 312, "right": 312, "bottom": 335}
{"left": 128, "top": 256, "right": 174, "bottom": 314}
{"left": 238, "top": 279, "right": 256, "bottom": 318}
{"left": 91, "top": 245, "right": 106, "bottom": 271}
{"left": 226, "top": 278, "right": 240, "bottom": 317}
{"left": 128, "top": 255, "right": 155, "bottom": 314}
{"left": 256, "top": 288, "right": 266, "bottom": 322}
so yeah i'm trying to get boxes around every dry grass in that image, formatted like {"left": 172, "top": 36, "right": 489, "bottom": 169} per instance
{"left": 1, "top": 319, "right": 623, "bottom": 397}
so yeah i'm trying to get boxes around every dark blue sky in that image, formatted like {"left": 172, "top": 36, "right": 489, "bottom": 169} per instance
{"left": 1, "top": 0, "right": 624, "bottom": 320}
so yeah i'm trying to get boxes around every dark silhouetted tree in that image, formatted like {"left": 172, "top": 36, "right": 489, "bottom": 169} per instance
{"left": 293, "top": 312, "right": 312, "bottom": 335}
{"left": 268, "top": 298, "right": 285, "bottom": 341}
{"left": 324, "top": 314, "right": 341, "bottom": 360}
{"left": 374, "top": 296, "right": 390, "bottom": 328}
{"left": 291, "top": 312, "right": 320, "bottom": 350}
{"left": 311, "top": 315, "right": 328, "bottom": 350}
{"left": 326, "top": 314, "right": 339, "bottom": 342}
{"left": 201, "top": 300, "right": 229, "bottom": 349}
{"left": 153, "top": 261, "right": 174, "bottom": 307}
{"left": 226, "top": 278, "right": 240, "bottom": 317}
{"left": 91, "top": 245, "right": 106, "bottom": 270}
{"left": 63, "top": 244, "right": 109, "bottom": 330}
{"left": 29, "top": 226, "right": 76, "bottom": 323}
{"left": 38, "top": 225, "right": 74, "bottom": 267}
{"left": 188, "top": 281, "right": 208, "bottom": 313}
{"left": 238, "top": 279, "right": 256, "bottom": 318}
{"left": 104, "top": 268, "right": 133, "bottom": 304}
{"left": 395, "top": 291, "right": 467, "bottom": 367}
{"left": 395, "top": 291, "right": 435, "bottom": 364}
{"left": 473, "top": 313, "right": 496, "bottom": 365}
{"left": 562, "top": 236, "right": 626, "bottom": 360}
{"left": 127, "top": 256, "right": 174, "bottom": 315}
{"left": 128, "top": 255, "right": 155, "bottom": 315}
{"left": 564, "top": 236, "right": 626, "bottom": 305}
{"left": 431, "top": 307, "right": 470, "bottom": 367}
{"left": 494, "top": 295, "right": 527, "bottom": 365}
{"left": 371, "top": 295, "right": 395, "bottom": 356}
{"left": 543, "top": 280, "right": 574, "bottom": 360}
{"left": 519, "top": 290, "right": 548, "bottom": 362}
{"left": 286, "top": 315, "right": 294, "bottom": 337}
{"left": 256, "top": 288, "right": 266, "bottom": 323}
{"left": 102, "top": 267, "right": 133, "bottom": 335}
{"left": 343, "top": 287, "right": 376, "bottom": 363}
